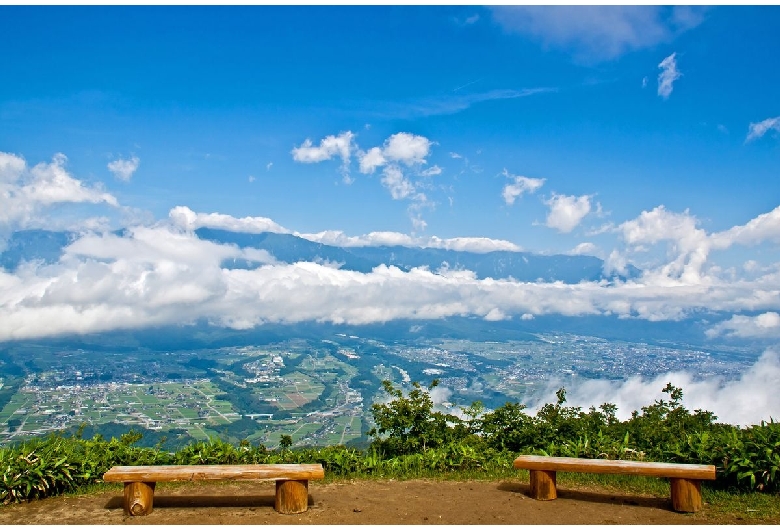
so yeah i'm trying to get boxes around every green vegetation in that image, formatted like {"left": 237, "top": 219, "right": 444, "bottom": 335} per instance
{"left": 1, "top": 380, "right": 778, "bottom": 510}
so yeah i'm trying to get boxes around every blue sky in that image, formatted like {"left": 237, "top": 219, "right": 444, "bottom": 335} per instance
{"left": 2, "top": 6, "right": 780, "bottom": 344}
{"left": 2, "top": 6, "right": 778, "bottom": 244}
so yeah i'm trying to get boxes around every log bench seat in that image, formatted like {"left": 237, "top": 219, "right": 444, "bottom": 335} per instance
{"left": 513, "top": 455, "right": 716, "bottom": 513}
{"left": 103, "top": 464, "right": 325, "bottom": 516}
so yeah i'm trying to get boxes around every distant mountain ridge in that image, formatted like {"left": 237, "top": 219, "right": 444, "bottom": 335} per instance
{"left": 1, "top": 228, "right": 640, "bottom": 283}
{"left": 196, "top": 228, "right": 638, "bottom": 283}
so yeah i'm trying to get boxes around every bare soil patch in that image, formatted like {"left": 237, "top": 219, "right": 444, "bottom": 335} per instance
{"left": 0, "top": 479, "right": 765, "bottom": 525}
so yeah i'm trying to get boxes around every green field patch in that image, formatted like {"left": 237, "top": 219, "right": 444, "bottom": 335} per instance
{"left": 0, "top": 380, "right": 238, "bottom": 443}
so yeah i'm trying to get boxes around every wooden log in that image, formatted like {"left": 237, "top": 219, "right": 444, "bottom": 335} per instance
{"left": 104, "top": 464, "right": 325, "bottom": 483}
{"left": 513, "top": 456, "right": 716, "bottom": 480}
{"left": 123, "top": 481, "right": 155, "bottom": 516}
{"left": 670, "top": 478, "right": 702, "bottom": 513}
{"left": 529, "top": 470, "right": 557, "bottom": 500}
{"left": 275, "top": 479, "right": 309, "bottom": 514}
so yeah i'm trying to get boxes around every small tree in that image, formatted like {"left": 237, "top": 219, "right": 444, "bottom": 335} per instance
{"left": 368, "top": 380, "right": 464, "bottom": 456}
{"left": 279, "top": 435, "right": 293, "bottom": 451}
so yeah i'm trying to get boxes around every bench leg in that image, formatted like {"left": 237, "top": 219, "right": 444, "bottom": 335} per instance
{"left": 670, "top": 478, "right": 702, "bottom": 513}
{"left": 275, "top": 479, "right": 309, "bottom": 514}
{"left": 123, "top": 481, "right": 156, "bottom": 516}
{"left": 529, "top": 470, "right": 557, "bottom": 500}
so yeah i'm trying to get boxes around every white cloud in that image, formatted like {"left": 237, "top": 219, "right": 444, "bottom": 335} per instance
{"left": 248, "top": 175, "right": 256, "bottom": 183}
{"left": 9, "top": 150, "right": 780, "bottom": 352}
{"left": 706, "top": 312, "right": 780, "bottom": 339}
{"left": 373, "top": 88, "right": 554, "bottom": 120}
{"left": 710, "top": 204, "right": 780, "bottom": 248}
{"left": 746, "top": 116, "right": 780, "bottom": 142}
{"left": 491, "top": 6, "right": 705, "bottom": 61}
{"left": 502, "top": 170, "right": 545, "bottom": 205}
{"left": 107, "top": 156, "right": 140, "bottom": 182}
{"left": 526, "top": 349, "right": 780, "bottom": 426}
{"left": 168, "top": 206, "right": 290, "bottom": 234}
{"left": 568, "top": 242, "right": 599, "bottom": 256}
{"left": 484, "top": 308, "right": 509, "bottom": 321}
{"left": 0, "top": 152, "right": 118, "bottom": 229}
{"left": 358, "top": 147, "right": 386, "bottom": 174}
{"left": 359, "top": 133, "right": 433, "bottom": 174}
{"left": 545, "top": 194, "right": 592, "bottom": 233}
{"left": 291, "top": 131, "right": 354, "bottom": 164}
{"left": 383, "top": 133, "right": 432, "bottom": 165}
{"left": 297, "top": 230, "right": 522, "bottom": 253}
{"left": 603, "top": 249, "right": 628, "bottom": 277}
{"left": 419, "top": 165, "right": 442, "bottom": 177}
{"left": 454, "top": 14, "right": 480, "bottom": 27}
{"left": 0, "top": 152, "right": 26, "bottom": 182}
{"left": 294, "top": 131, "right": 435, "bottom": 222}
{"left": 381, "top": 166, "right": 416, "bottom": 200}
{"left": 6, "top": 203, "right": 780, "bottom": 352}
{"left": 411, "top": 215, "right": 427, "bottom": 232}
{"left": 613, "top": 204, "right": 780, "bottom": 286}
{"left": 657, "top": 52, "right": 681, "bottom": 99}
{"left": 616, "top": 206, "right": 710, "bottom": 284}
{"left": 300, "top": 230, "right": 416, "bottom": 248}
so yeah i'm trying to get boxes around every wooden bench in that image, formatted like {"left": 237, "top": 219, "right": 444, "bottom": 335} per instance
{"left": 103, "top": 464, "right": 325, "bottom": 516}
{"left": 513, "top": 455, "right": 716, "bottom": 513}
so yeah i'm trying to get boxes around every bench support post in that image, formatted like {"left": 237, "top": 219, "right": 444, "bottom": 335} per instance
{"left": 670, "top": 478, "right": 702, "bottom": 513}
{"left": 123, "top": 481, "right": 155, "bottom": 516}
{"left": 529, "top": 470, "right": 557, "bottom": 500}
{"left": 275, "top": 479, "right": 309, "bottom": 514}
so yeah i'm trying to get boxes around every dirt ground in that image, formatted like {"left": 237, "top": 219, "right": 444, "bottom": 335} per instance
{"left": 0, "top": 478, "right": 765, "bottom": 525}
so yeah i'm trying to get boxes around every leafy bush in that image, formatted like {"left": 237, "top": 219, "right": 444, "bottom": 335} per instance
{"left": 368, "top": 380, "right": 469, "bottom": 456}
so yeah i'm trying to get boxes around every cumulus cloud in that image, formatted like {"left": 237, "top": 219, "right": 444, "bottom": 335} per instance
{"left": 525, "top": 349, "right": 780, "bottom": 426}
{"left": 358, "top": 147, "right": 386, "bottom": 174}
{"left": 618, "top": 206, "right": 708, "bottom": 282}
{"left": 383, "top": 133, "right": 432, "bottom": 165}
{"left": 291, "top": 131, "right": 354, "bottom": 164}
{"left": 107, "top": 156, "right": 140, "bottom": 182}
{"left": 545, "top": 194, "right": 592, "bottom": 233}
{"left": 357, "top": 133, "right": 433, "bottom": 174}
{"left": 502, "top": 170, "right": 545, "bottom": 205}
{"left": 746, "top": 116, "right": 780, "bottom": 142}
{"left": 710, "top": 204, "right": 780, "bottom": 248}
{"left": 168, "top": 206, "right": 290, "bottom": 234}
{"left": 491, "top": 6, "right": 705, "bottom": 61}
{"left": 613, "top": 204, "right": 780, "bottom": 285}
{"left": 657, "top": 52, "right": 681, "bottom": 99}
{"left": 706, "top": 312, "right": 780, "bottom": 339}
{"left": 290, "top": 130, "right": 435, "bottom": 225}
{"left": 0, "top": 152, "right": 118, "bottom": 229}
